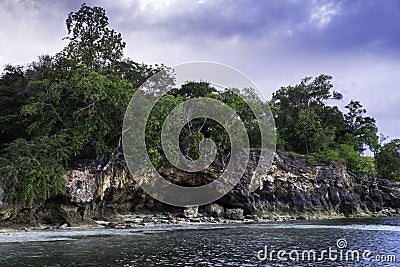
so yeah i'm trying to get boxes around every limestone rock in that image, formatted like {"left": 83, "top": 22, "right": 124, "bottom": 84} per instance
{"left": 183, "top": 206, "right": 198, "bottom": 218}
{"left": 204, "top": 204, "right": 224, "bottom": 218}
{"left": 225, "top": 208, "right": 244, "bottom": 220}
{"left": 2, "top": 152, "right": 400, "bottom": 226}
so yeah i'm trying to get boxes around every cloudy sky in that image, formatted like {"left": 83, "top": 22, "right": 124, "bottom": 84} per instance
{"left": 1, "top": 0, "right": 399, "bottom": 141}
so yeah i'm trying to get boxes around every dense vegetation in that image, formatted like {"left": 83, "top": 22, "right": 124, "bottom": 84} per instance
{"left": 0, "top": 4, "right": 399, "bottom": 206}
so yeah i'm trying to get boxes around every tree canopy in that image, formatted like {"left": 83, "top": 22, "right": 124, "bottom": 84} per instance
{"left": 270, "top": 75, "right": 381, "bottom": 179}
{"left": 62, "top": 3, "right": 126, "bottom": 71}
{"left": 376, "top": 139, "right": 400, "bottom": 181}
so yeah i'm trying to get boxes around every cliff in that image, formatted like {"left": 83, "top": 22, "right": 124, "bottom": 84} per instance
{"left": 1, "top": 152, "right": 400, "bottom": 227}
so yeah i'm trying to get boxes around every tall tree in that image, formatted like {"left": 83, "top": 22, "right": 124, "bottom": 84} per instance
{"left": 344, "top": 100, "right": 379, "bottom": 153}
{"left": 60, "top": 3, "right": 126, "bottom": 71}
{"left": 0, "top": 4, "right": 134, "bottom": 206}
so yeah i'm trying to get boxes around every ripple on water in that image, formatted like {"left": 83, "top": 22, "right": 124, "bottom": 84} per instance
{"left": 0, "top": 217, "right": 399, "bottom": 266}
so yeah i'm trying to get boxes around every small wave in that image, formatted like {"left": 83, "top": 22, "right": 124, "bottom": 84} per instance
{"left": 247, "top": 223, "right": 400, "bottom": 232}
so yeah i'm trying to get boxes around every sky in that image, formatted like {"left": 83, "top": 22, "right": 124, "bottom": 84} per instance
{"left": 1, "top": 0, "right": 399, "bottom": 141}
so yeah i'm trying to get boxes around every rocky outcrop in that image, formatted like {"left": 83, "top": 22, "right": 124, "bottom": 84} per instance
{"left": 223, "top": 153, "right": 400, "bottom": 218}
{"left": 1, "top": 152, "right": 400, "bottom": 226}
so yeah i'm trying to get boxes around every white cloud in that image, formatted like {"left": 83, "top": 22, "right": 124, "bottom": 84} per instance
{"left": 309, "top": 2, "right": 341, "bottom": 28}
{"left": 0, "top": 0, "right": 66, "bottom": 65}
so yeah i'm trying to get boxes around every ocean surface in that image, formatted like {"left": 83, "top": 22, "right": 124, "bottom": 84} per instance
{"left": 1, "top": 217, "right": 399, "bottom": 266}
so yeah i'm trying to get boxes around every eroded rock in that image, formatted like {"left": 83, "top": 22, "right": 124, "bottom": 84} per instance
{"left": 225, "top": 208, "right": 244, "bottom": 220}
{"left": 183, "top": 206, "right": 198, "bottom": 218}
{"left": 1, "top": 152, "right": 400, "bottom": 227}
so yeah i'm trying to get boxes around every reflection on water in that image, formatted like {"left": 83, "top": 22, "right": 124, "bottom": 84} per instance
{"left": 0, "top": 217, "right": 399, "bottom": 266}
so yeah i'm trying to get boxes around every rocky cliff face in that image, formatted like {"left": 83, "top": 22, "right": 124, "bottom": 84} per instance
{"left": 1, "top": 152, "right": 400, "bottom": 226}
{"left": 221, "top": 153, "right": 400, "bottom": 217}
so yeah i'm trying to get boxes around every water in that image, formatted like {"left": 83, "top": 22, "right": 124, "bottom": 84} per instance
{"left": 1, "top": 217, "right": 399, "bottom": 266}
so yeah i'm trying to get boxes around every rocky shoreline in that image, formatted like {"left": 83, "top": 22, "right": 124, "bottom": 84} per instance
{"left": 2, "top": 207, "right": 400, "bottom": 233}
{"left": 1, "top": 152, "right": 400, "bottom": 229}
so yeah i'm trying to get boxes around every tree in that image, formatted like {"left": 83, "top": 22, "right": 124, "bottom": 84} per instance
{"left": 170, "top": 81, "right": 217, "bottom": 99}
{"left": 337, "top": 144, "right": 376, "bottom": 179}
{"left": 294, "top": 109, "right": 334, "bottom": 154}
{"left": 0, "top": 65, "right": 30, "bottom": 148}
{"left": 0, "top": 136, "right": 69, "bottom": 206}
{"left": 344, "top": 100, "right": 379, "bottom": 153}
{"left": 19, "top": 4, "right": 145, "bottom": 165}
{"left": 106, "top": 59, "right": 167, "bottom": 88}
{"left": 0, "top": 4, "right": 137, "bottom": 206}
{"left": 22, "top": 67, "right": 135, "bottom": 162}
{"left": 60, "top": 3, "right": 126, "bottom": 71}
{"left": 376, "top": 139, "right": 400, "bottom": 180}
{"left": 270, "top": 74, "right": 343, "bottom": 154}
{"left": 140, "top": 82, "right": 271, "bottom": 171}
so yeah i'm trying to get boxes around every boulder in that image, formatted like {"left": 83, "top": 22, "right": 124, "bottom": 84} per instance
{"left": 204, "top": 204, "right": 224, "bottom": 218}
{"left": 225, "top": 208, "right": 244, "bottom": 220}
{"left": 183, "top": 206, "right": 198, "bottom": 218}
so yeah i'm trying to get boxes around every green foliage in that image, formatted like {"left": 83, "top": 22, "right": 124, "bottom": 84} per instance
{"left": 21, "top": 67, "right": 135, "bottom": 158}
{"left": 356, "top": 156, "right": 376, "bottom": 179}
{"left": 309, "top": 144, "right": 375, "bottom": 179}
{"left": 0, "top": 65, "right": 29, "bottom": 148}
{"left": 344, "top": 100, "right": 379, "bottom": 153}
{"left": 142, "top": 82, "right": 269, "bottom": 170}
{"left": 308, "top": 146, "right": 375, "bottom": 180}
{"left": 271, "top": 75, "right": 381, "bottom": 178}
{"left": 145, "top": 93, "right": 184, "bottom": 167}
{"left": 106, "top": 59, "right": 166, "bottom": 88}
{"left": 0, "top": 4, "right": 140, "bottom": 206}
{"left": 275, "top": 133, "right": 287, "bottom": 151}
{"left": 337, "top": 144, "right": 375, "bottom": 179}
{"left": 181, "top": 131, "right": 205, "bottom": 160}
{"left": 0, "top": 136, "right": 69, "bottom": 206}
{"left": 295, "top": 109, "right": 334, "bottom": 154}
{"left": 171, "top": 81, "right": 217, "bottom": 99}
{"left": 308, "top": 148, "right": 340, "bottom": 164}
{"left": 376, "top": 139, "right": 400, "bottom": 180}
{"left": 271, "top": 75, "right": 342, "bottom": 154}
{"left": 62, "top": 3, "right": 126, "bottom": 70}
{"left": 221, "top": 87, "right": 265, "bottom": 149}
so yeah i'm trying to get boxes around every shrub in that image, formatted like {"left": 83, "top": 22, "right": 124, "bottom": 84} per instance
{"left": 338, "top": 144, "right": 375, "bottom": 179}
{"left": 308, "top": 148, "right": 340, "bottom": 164}
{"left": 0, "top": 135, "right": 69, "bottom": 206}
